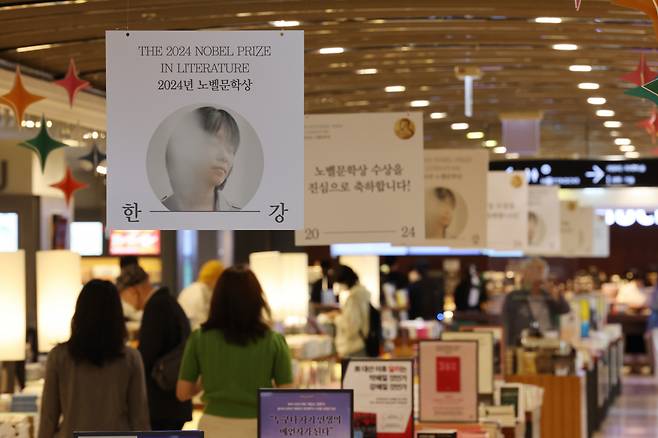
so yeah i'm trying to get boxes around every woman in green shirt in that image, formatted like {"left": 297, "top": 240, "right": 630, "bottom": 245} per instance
{"left": 176, "top": 265, "right": 294, "bottom": 436}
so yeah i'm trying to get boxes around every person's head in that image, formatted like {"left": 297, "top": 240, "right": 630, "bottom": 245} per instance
{"left": 319, "top": 259, "right": 333, "bottom": 276}
{"left": 528, "top": 211, "right": 539, "bottom": 244}
{"left": 116, "top": 264, "right": 152, "bottom": 306}
{"left": 166, "top": 107, "right": 241, "bottom": 194}
{"left": 198, "top": 260, "right": 224, "bottom": 289}
{"left": 67, "top": 280, "right": 127, "bottom": 367}
{"left": 202, "top": 265, "right": 271, "bottom": 345}
{"left": 522, "top": 257, "right": 549, "bottom": 292}
{"left": 333, "top": 265, "right": 359, "bottom": 290}
{"left": 426, "top": 187, "right": 457, "bottom": 236}
{"left": 119, "top": 255, "right": 139, "bottom": 269}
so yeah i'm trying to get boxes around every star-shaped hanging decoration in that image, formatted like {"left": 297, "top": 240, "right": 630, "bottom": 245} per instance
{"left": 53, "top": 58, "right": 90, "bottom": 108}
{"left": 620, "top": 54, "right": 658, "bottom": 86}
{"left": 639, "top": 107, "right": 658, "bottom": 143}
{"left": 0, "top": 66, "right": 45, "bottom": 126}
{"left": 612, "top": 0, "right": 658, "bottom": 40}
{"left": 625, "top": 75, "right": 658, "bottom": 105}
{"left": 50, "top": 167, "right": 88, "bottom": 206}
{"left": 576, "top": 0, "right": 582, "bottom": 11}
{"left": 78, "top": 143, "right": 107, "bottom": 170}
{"left": 18, "top": 114, "right": 68, "bottom": 172}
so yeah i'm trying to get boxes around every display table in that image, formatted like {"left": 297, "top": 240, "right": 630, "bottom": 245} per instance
{"left": 415, "top": 421, "right": 512, "bottom": 437}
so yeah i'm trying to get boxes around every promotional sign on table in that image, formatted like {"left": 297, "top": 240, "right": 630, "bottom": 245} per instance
{"left": 105, "top": 30, "right": 303, "bottom": 230}
{"left": 404, "top": 149, "right": 488, "bottom": 248}
{"left": 526, "top": 185, "right": 561, "bottom": 255}
{"left": 486, "top": 171, "right": 528, "bottom": 251}
{"left": 560, "top": 202, "right": 595, "bottom": 257}
{"left": 418, "top": 341, "right": 478, "bottom": 423}
{"left": 461, "top": 326, "right": 505, "bottom": 377}
{"left": 258, "top": 389, "right": 353, "bottom": 438}
{"left": 341, "top": 359, "right": 414, "bottom": 438}
{"left": 441, "top": 332, "right": 494, "bottom": 396}
{"left": 295, "top": 112, "right": 424, "bottom": 245}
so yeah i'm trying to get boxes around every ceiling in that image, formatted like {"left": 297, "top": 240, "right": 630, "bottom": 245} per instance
{"left": 1, "top": 0, "right": 657, "bottom": 158}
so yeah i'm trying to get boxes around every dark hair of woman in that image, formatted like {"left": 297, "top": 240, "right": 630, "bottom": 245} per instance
{"left": 434, "top": 187, "right": 457, "bottom": 207}
{"left": 334, "top": 265, "right": 359, "bottom": 289}
{"left": 202, "top": 265, "right": 271, "bottom": 345}
{"left": 67, "top": 280, "right": 127, "bottom": 367}
{"left": 196, "top": 107, "right": 241, "bottom": 192}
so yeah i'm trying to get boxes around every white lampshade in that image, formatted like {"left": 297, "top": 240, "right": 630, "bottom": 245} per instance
{"left": 37, "top": 250, "right": 81, "bottom": 352}
{"left": 339, "top": 255, "right": 381, "bottom": 308}
{"left": 0, "top": 251, "right": 26, "bottom": 361}
{"left": 249, "top": 251, "right": 309, "bottom": 322}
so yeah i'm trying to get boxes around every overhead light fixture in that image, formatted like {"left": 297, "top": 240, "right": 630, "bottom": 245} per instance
{"left": 410, "top": 100, "right": 430, "bottom": 107}
{"left": 535, "top": 17, "right": 563, "bottom": 24}
{"left": 625, "top": 151, "right": 640, "bottom": 159}
{"left": 16, "top": 43, "right": 53, "bottom": 53}
{"left": 578, "top": 82, "right": 600, "bottom": 90}
{"left": 604, "top": 121, "right": 622, "bottom": 128}
{"left": 319, "top": 47, "right": 345, "bottom": 54}
{"left": 356, "top": 68, "right": 378, "bottom": 75}
{"left": 430, "top": 112, "right": 447, "bottom": 119}
{"left": 25, "top": 120, "right": 35, "bottom": 128}
{"left": 506, "top": 153, "right": 520, "bottom": 159}
{"left": 96, "top": 165, "right": 108, "bottom": 175}
{"left": 552, "top": 43, "right": 578, "bottom": 51}
{"left": 46, "top": 120, "right": 53, "bottom": 128}
{"left": 466, "top": 131, "right": 485, "bottom": 139}
{"left": 587, "top": 97, "right": 606, "bottom": 105}
{"left": 614, "top": 138, "right": 632, "bottom": 145}
{"left": 269, "top": 20, "right": 300, "bottom": 27}
{"left": 610, "top": 131, "right": 621, "bottom": 137}
{"left": 493, "top": 146, "right": 508, "bottom": 154}
{"left": 63, "top": 139, "right": 80, "bottom": 147}
{"left": 619, "top": 145, "right": 636, "bottom": 152}
{"left": 569, "top": 64, "right": 593, "bottom": 72}
{"left": 483, "top": 140, "right": 498, "bottom": 147}
{"left": 451, "top": 123, "right": 469, "bottom": 130}
{"left": 385, "top": 85, "right": 406, "bottom": 93}
{"left": 596, "top": 109, "right": 615, "bottom": 117}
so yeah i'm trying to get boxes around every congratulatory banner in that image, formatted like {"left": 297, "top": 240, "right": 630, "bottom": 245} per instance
{"left": 106, "top": 31, "right": 303, "bottom": 230}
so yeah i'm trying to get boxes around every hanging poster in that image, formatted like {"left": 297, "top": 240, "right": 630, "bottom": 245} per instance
{"left": 487, "top": 171, "right": 528, "bottom": 251}
{"left": 341, "top": 359, "right": 414, "bottom": 438}
{"left": 560, "top": 202, "right": 595, "bottom": 257}
{"left": 441, "top": 331, "right": 494, "bottom": 395}
{"left": 405, "top": 149, "right": 488, "bottom": 248}
{"left": 593, "top": 214, "right": 610, "bottom": 258}
{"left": 105, "top": 30, "right": 303, "bottom": 230}
{"left": 526, "top": 185, "right": 561, "bottom": 255}
{"left": 258, "top": 389, "right": 353, "bottom": 438}
{"left": 418, "top": 340, "right": 478, "bottom": 423}
{"left": 296, "top": 112, "right": 424, "bottom": 245}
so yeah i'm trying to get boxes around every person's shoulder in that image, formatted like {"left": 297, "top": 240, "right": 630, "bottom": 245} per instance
{"left": 124, "top": 347, "right": 143, "bottom": 367}
{"left": 505, "top": 290, "right": 528, "bottom": 301}
{"left": 266, "top": 330, "right": 289, "bottom": 349}
{"left": 48, "top": 343, "right": 69, "bottom": 363}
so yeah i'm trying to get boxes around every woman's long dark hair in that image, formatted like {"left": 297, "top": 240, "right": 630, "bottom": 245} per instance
{"left": 202, "top": 265, "right": 271, "bottom": 345}
{"left": 67, "top": 280, "right": 127, "bottom": 367}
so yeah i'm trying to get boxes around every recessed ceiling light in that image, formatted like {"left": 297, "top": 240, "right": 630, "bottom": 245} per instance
{"left": 506, "top": 153, "right": 520, "bottom": 159}
{"left": 587, "top": 97, "right": 606, "bottom": 105}
{"left": 620, "top": 145, "right": 636, "bottom": 152}
{"left": 493, "top": 146, "right": 508, "bottom": 154}
{"left": 610, "top": 131, "right": 621, "bottom": 137}
{"left": 614, "top": 138, "right": 632, "bottom": 145}
{"left": 25, "top": 120, "right": 35, "bottom": 128}
{"left": 604, "top": 121, "right": 622, "bottom": 128}
{"left": 569, "top": 64, "right": 593, "bottom": 72}
{"left": 535, "top": 17, "right": 562, "bottom": 24}
{"left": 385, "top": 85, "right": 406, "bottom": 93}
{"left": 63, "top": 139, "right": 80, "bottom": 147}
{"left": 319, "top": 47, "right": 344, "bottom": 54}
{"left": 410, "top": 100, "right": 430, "bottom": 107}
{"left": 269, "top": 20, "right": 300, "bottom": 27}
{"left": 625, "top": 151, "right": 640, "bottom": 159}
{"left": 356, "top": 68, "right": 378, "bottom": 75}
{"left": 96, "top": 165, "right": 108, "bottom": 175}
{"left": 451, "top": 123, "right": 469, "bottom": 130}
{"left": 483, "top": 140, "right": 498, "bottom": 147}
{"left": 596, "top": 109, "right": 615, "bottom": 117}
{"left": 430, "top": 112, "right": 447, "bottom": 119}
{"left": 466, "top": 131, "right": 485, "bottom": 139}
{"left": 552, "top": 43, "right": 578, "bottom": 51}
{"left": 578, "top": 82, "right": 600, "bottom": 90}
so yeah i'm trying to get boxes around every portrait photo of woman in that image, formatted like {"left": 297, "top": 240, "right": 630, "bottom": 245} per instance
{"left": 425, "top": 187, "right": 458, "bottom": 239}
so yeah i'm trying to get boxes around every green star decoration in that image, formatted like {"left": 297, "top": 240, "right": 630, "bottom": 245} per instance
{"left": 18, "top": 114, "right": 68, "bottom": 172}
{"left": 625, "top": 77, "right": 658, "bottom": 105}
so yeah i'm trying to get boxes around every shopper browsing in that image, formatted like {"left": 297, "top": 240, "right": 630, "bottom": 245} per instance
{"left": 178, "top": 260, "right": 224, "bottom": 330}
{"left": 116, "top": 265, "right": 149, "bottom": 322}
{"left": 176, "top": 265, "right": 293, "bottom": 437}
{"left": 38, "top": 280, "right": 150, "bottom": 438}
{"left": 332, "top": 265, "right": 372, "bottom": 358}
{"left": 502, "top": 258, "right": 571, "bottom": 347}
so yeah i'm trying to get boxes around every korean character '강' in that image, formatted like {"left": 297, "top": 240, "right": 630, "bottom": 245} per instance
{"left": 209, "top": 79, "right": 220, "bottom": 91}
{"left": 184, "top": 79, "right": 193, "bottom": 91}
{"left": 198, "top": 80, "right": 210, "bottom": 90}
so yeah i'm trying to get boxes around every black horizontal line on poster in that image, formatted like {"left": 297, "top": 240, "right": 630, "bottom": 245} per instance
{"left": 324, "top": 230, "right": 397, "bottom": 234}
{"left": 149, "top": 210, "right": 262, "bottom": 213}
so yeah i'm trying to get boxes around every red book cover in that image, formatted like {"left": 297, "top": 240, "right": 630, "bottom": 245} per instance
{"left": 435, "top": 356, "right": 461, "bottom": 392}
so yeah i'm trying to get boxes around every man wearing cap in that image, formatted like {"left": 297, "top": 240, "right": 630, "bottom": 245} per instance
{"left": 178, "top": 260, "right": 224, "bottom": 330}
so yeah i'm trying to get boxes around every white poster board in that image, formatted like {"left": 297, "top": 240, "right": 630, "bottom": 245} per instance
{"left": 487, "top": 171, "right": 528, "bottom": 251}
{"left": 560, "top": 202, "right": 595, "bottom": 257}
{"left": 526, "top": 185, "right": 561, "bottom": 255}
{"left": 441, "top": 331, "right": 494, "bottom": 395}
{"left": 593, "top": 214, "right": 610, "bottom": 258}
{"left": 296, "top": 112, "right": 424, "bottom": 245}
{"left": 106, "top": 30, "right": 304, "bottom": 230}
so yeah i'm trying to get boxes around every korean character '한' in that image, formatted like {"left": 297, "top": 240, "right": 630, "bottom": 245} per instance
{"left": 122, "top": 202, "right": 142, "bottom": 223}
